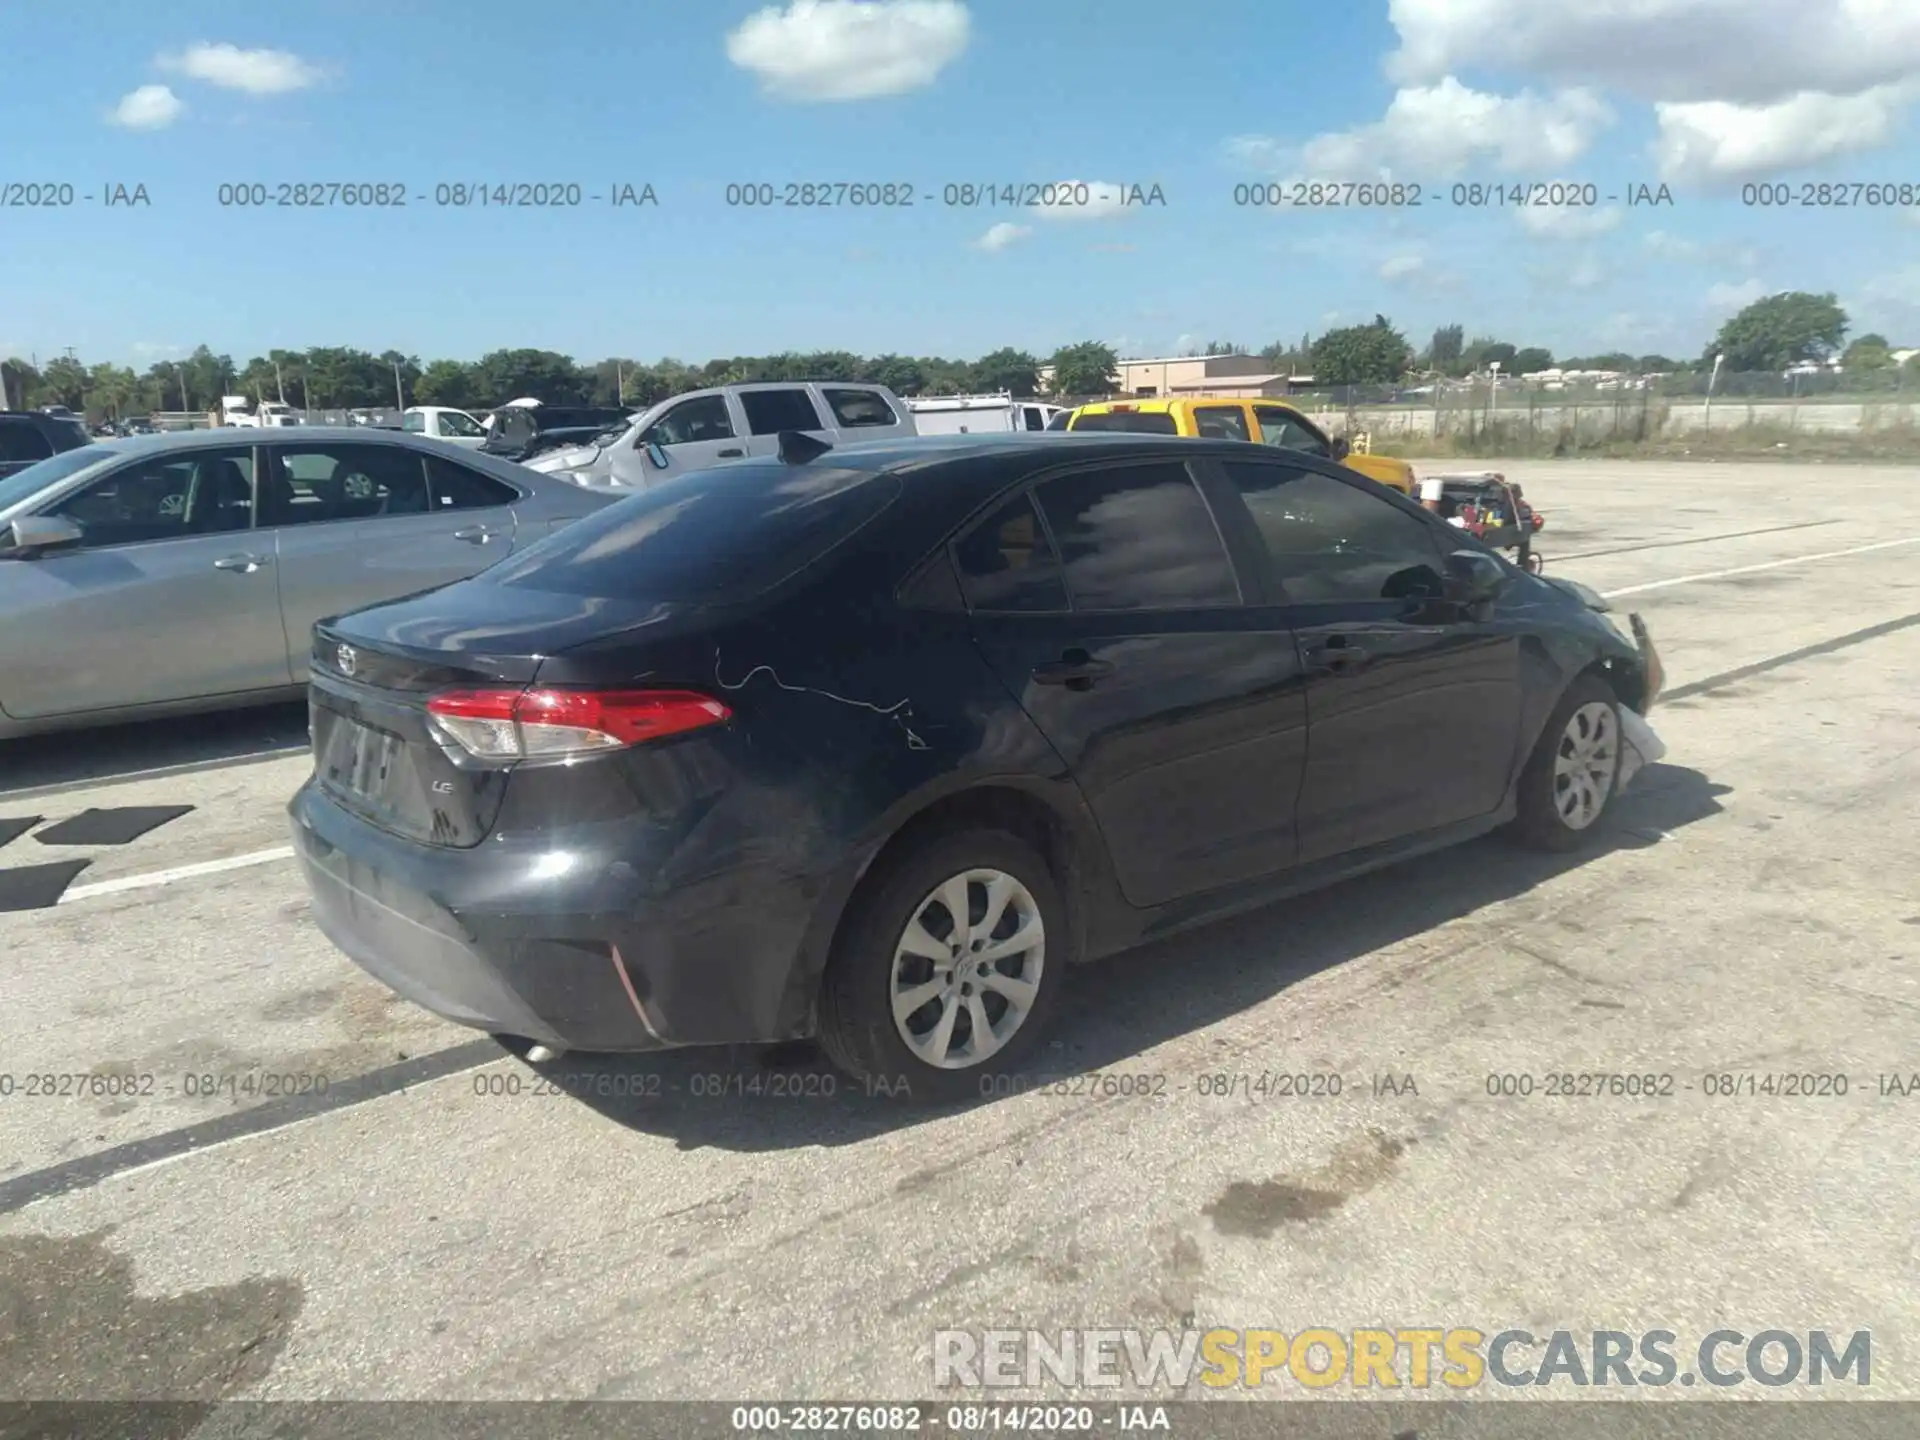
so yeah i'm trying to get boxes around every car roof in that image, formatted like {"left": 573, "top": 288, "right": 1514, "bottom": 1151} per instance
{"left": 57, "top": 425, "right": 468, "bottom": 455}
{"left": 1072, "top": 397, "right": 1304, "bottom": 415}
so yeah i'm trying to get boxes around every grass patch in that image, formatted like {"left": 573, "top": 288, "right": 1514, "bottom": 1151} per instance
{"left": 1366, "top": 418, "right": 1920, "bottom": 464}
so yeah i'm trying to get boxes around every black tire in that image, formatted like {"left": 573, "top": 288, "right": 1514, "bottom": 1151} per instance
{"left": 817, "top": 826, "right": 1068, "bottom": 1104}
{"left": 1510, "top": 674, "right": 1623, "bottom": 852}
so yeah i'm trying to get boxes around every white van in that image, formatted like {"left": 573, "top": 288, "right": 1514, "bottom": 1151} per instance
{"left": 906, "top": 394, "right": 1065, "bottom": 435}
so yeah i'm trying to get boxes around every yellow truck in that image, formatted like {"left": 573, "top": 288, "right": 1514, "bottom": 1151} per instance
{"left": 1064, "top": 397, "right": 1414, "bottom": 495}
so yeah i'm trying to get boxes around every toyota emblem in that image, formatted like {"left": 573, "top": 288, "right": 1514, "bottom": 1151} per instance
{"left": 336, "top": 643, "right": 357, "bottom": 677}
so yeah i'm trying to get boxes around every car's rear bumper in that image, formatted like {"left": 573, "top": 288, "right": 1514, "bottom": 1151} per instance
{"left": 288, "top": 781, "right": 811, "bottom": 1052}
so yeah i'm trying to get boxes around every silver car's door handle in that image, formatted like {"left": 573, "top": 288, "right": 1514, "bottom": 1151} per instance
{"left": 452, "top": 525, "right": 494, "bottom": 544}
{"left": 717, "top": 447, "right": 744, "bottom": 458}
{"left": 213, "top": 553, "right": 270, "bottom": 572}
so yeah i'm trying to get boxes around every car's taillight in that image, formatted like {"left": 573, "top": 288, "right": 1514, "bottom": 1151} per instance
{"left": 425, "top": 688, "right": 731, "bottom": 759}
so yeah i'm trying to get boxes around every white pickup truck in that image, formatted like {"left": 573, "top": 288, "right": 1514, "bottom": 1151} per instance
{"left": 905, "top": 394, "right": 1066, "bottom": 435}
{"left": 400, "top": 406, "right": 488, "bottom": 448}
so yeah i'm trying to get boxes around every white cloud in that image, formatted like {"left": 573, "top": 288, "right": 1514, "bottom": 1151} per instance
{"left": 1322, "top": 311, "right": 1343, "bottom": 324}
{"left": 1644, "top": 230, "right": 1704, "bottom": 259}
{"left": 1032, "top": 180, "right": 1134, "bottom": 221}
{"left": 107, "top": 84, "right": 184, "bottom": 129}
{"left": 1904, "top": 209, "right": 1920, "bottom": 229}
{"left": 1518, "top": 205, "right": 1623, "bottom": 239}
{"left": 1567, "top": 257, "right": 1607, "bottom": 289}
{"left": 973, "top": 221, "right": 1028, "bottom": 252}
{"left": 1384, "top": 0, "right": 1920, "bottom": 108}
{"left": 131, "top": 342, "right": 183, "bottom": 355}
{"left": 1653, "top": 83, "right": 1919, "bottom": 184}
{"left": 1288, "top": 79, "right": 1613, "bottom": 180}
{"left": 157, "top": 43, "right": 322, "bottom": 95}
{"left": 725, "top": 0, "right": 968, "bottom": 101}
{"left": 1380, "top": 254, "right": 1425, "bottom": 281}
{"left": 1705, "top": 278, "right": 1769, "bottom": 313}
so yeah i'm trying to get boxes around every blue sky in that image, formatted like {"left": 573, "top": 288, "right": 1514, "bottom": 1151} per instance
{"left": 3, "top": 0, "right": 1918, "bottom": 369}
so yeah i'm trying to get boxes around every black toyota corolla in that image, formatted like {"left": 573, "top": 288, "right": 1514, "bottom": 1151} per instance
{"left": 289, "top": 433, "right": 1666, "bottom": 1100}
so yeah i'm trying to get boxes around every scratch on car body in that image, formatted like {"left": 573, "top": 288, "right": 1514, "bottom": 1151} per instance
{"left": 714, "top": 651, "right": 929, "bottom": 750}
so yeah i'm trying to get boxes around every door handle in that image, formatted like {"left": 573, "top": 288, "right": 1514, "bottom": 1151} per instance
{"left": 1308, "top": 636, "right": 1370, "bottom": 673}
{"left": 452, "top": 525, "right": 494, "bottom": 544}
{"left": 717, "top": 447, "right": 744, "bottom": 458}
{"left": 1031, "top": 650, "right": 1114, "bottom": 690}
{"left": 213, "top": 553, "right": 269, "bottom": 572}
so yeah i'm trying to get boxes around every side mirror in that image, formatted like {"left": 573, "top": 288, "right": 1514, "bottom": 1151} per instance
{"left": 5, "top": 514, "right": 84, "bottom": 558}
{"left": 644, "top": 442, "right": 669, "bottom": 470}
{"left": 1330, "top": 436, "right": 1351, "bottom": 461}
{"left": 1446, "top": 549, "right": 1508, "bottom": 603}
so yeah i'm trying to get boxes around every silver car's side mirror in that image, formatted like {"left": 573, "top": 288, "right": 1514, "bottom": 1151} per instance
{"left": 645, "top": 442, "right": 669, "bottom": 470}
{"left": 5, "top": 514, "right": 84, "bottom": 558}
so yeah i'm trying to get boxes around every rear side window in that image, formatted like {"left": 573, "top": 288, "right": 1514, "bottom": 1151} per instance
{"left": 952, "top": 491, "right": 1069, "bottom": 613}
{"left": 740, "top": 388, "right": 825, "bottom": 434}
{"left": 0, "top": 420, "right": 54, "bottom": 463}
{"left": 1192, "top": 406, "right": 1249, "bottom": 441}
{"left": 401, "top": 412, "right": 426, "bottom": 433}
{"left": 1068, "top": 411, "right": 1178, "bottom": 435}
{"left": 822, "top": 388, "right": 898, "bottom": 427}
{"left": 1033, "top": 463, "right": 1240, "bottom": 612}
{"left": 484, "top": 461, "right": 899, "bottom": 601}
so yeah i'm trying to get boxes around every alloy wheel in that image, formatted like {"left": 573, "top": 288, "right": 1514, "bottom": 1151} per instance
{"left": 889, "top": 868, "right": 1046, "bottom": 1069}
{"left": 1553, "top": 701, "right": 1619, "bottom": 831}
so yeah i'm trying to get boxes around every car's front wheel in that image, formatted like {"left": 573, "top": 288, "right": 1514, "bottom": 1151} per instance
{"left": 817, "top": 827, "right": 1067, "bottom": 1103}
{"left": 1510, "top": 674, "right": 1624, "bottom": 851}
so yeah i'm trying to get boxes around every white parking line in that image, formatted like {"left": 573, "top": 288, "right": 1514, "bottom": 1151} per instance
{"left": 1601, "top": 535, "right": 1920, "bottom": 598}
{"left": 58, "top": 846, "right": 296, "bottom": 903}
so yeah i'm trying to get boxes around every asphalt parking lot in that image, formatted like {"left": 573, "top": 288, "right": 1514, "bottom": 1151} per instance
{"left": 3, "top": 458, "right": 1918, "bottom": 1410}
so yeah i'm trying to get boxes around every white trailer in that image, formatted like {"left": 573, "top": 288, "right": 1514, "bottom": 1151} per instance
{"left": 905, "top": 394, "right": 1065, "bottom": 435}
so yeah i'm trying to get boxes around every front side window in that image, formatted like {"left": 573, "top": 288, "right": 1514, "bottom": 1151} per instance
{"left": 438, "top": 410, "right": 485, "bottom": 438}
{"left": 740, "top": 388, "right": 826, "bottom": 435}
{"left": 951, "top": 491, "right": 1069, "bottom": 613}
{"left": 261, "top": 443, "right": 431, "bottom": 525}
{"left": 1192, "top": 406, "right": 1250, "bottom": 441}
{"left": 50, "top": 450, "right": 256, "bottom": 547}
{"left": 1032, "top": 463, "right": 1241, "bottom": 612}
{"left": 1221, "top": 461, "right": 1446, "bottom": 604}
{"left": 1252, "top": 406, "right": 1332, "bottom": 457}
{"left": 1022, "top": 407, "right": 1046, "bottom": 431}
{"left": 822, "top": 388, "right": 898, "bottom": 428}
{"left": 643, "top": 395, "right": 735, "bottom": 447}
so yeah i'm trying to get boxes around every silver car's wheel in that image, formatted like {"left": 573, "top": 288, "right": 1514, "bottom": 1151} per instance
{"left": 889, "top": 868, "right": 1046, "bottom": 1070}
{"left": 1553, "top": 701, "right": 1619, "bottom": 831}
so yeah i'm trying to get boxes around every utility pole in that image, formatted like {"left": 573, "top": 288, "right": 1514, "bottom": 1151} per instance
{"left": 617, "top": 362, "right": 625, "bottom": 406}
{"left": 275, "top": 358, "right": 287, "bottom": 405}
{"left": 392, "top": 358, "right": 405, "bottom": 412}
{"left": 177, "top": 363, "right": 188, "bottom": 413}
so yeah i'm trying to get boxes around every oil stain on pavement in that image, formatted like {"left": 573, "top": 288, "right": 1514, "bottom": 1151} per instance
{"left": 1203, "top": 1129, "right": 1413, "bottom": 1238}
{"left": 0, "top": 1227, "right": 302, "bottom": 1418}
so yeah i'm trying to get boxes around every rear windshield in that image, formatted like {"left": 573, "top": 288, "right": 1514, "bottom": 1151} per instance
{"left": 1069, "top": 411, "right": 1178, "bottom": 434}
{"left": 483, "top": 461, "right": 901, "bottom": 601}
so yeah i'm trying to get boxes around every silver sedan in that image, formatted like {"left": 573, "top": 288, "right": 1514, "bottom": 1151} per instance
{"left": 0, "top": 427, "right": 620, "bottom": 739}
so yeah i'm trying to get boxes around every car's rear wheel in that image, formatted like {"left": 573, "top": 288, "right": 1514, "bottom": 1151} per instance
{"left": 1511, "top": 674, "right": 1623, "bottom": 851}
{"left": 817, "top": 827, "right": 1067, "bottom": 1103}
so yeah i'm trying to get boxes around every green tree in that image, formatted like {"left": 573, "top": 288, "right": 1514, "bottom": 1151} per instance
{"left": 1636, "top": 354, "right": 1681, "bottom": 372}
{"left": 971, "top": 347, "right": 1041, "bottom": 396}
{"left": 864, "top": 353, "right": 927, "bottom": 396}
{"left": 1905, "top": 352, "right": 1920, "bottom": 378}
{"left": 471, "top": 348, "right": 589, "bottom": 405}
{"left": 1, "top": 358, "right": 40, "bottom": 409}
{"left": 1707, "top": 291, "right": 1847, "bottom": 371}
{"left": 39, "top": 355, "right": 90, "bottom": 410}
{"left": 414, "top": 359, "right": 480, "bottom": 408}
{"left": 1428, "top": 324, "right": 1465, "bottom": 371}
{"left": 1510, "top": 347, "right": 1554, "bottom": 375}
{"left": 1842, "top": 334, "right": 1894, "bottom": 370}
{"left": 1047, "top": 341, "right": 1118, "bottom": 396}
{"left": 1310, "top": 315, "right": 1411, "bottom": 386}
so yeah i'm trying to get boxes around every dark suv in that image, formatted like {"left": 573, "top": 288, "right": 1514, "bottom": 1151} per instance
{"left": 481, "top": 405, "right": 634, "bottom": 463}
{"left": 0, "top": 411, "right": 93, "bottom": 478}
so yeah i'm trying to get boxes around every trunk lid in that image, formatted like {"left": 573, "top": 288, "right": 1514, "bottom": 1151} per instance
{"left": 306, "top": 580, "right": 684, "bottom": 847}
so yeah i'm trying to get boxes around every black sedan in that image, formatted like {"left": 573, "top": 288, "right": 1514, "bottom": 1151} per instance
{"left": 289, "top": 433, "right": 1666, "bottom": 1101}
